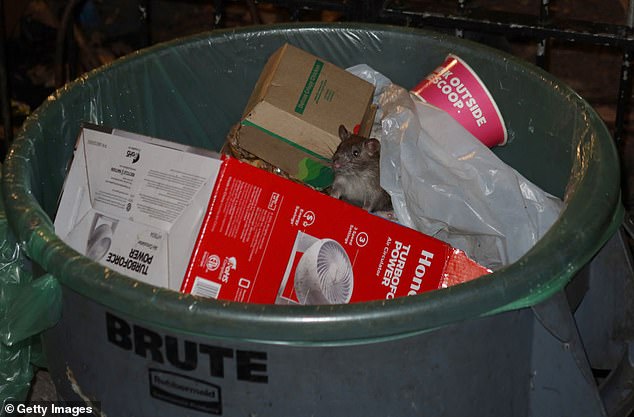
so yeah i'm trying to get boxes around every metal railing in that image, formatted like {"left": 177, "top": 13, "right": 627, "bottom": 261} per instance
{"left": 378, "top": 0, "right": 634, "bottom": 143}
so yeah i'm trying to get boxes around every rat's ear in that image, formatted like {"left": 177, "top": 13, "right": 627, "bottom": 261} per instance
{"left": 338, "top": 125, "right": 351, "bottom": 142}
{"left": 364, "top": 138, "right": 381, "bottom": 155}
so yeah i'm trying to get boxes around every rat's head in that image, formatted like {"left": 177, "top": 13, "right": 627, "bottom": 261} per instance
{"left": 332, "top": 125, "right": 381, "bottom": 174}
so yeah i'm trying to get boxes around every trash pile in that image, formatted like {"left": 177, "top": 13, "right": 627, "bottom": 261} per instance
{"left": 54, "top": 43, "right": 562, "bottom": 305}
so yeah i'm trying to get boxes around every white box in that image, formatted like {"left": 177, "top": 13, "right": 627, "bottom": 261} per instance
{"left": 54, "top": 125, "right": 221, "bottom": 290}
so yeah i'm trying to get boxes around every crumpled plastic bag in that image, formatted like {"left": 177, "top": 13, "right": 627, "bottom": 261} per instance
{"left": 348, "top": 64, "right": 563, "bottom": 270}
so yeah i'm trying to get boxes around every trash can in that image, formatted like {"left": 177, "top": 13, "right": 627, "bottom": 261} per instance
{"left": 1, "top": 23, "right": 630, "bottom": 416}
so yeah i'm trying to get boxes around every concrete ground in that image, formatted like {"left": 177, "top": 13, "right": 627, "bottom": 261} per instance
{"left": 27, "top": 369, "right": 57, "bottom": 401}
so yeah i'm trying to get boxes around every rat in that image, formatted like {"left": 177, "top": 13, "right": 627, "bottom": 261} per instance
{"left": 329, "top": 124, "right": 393, "bottom": 212}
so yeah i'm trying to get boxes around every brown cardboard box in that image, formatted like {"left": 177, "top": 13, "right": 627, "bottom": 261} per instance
{"left": 237, "top": 43, "right": 375, "bottom": 189}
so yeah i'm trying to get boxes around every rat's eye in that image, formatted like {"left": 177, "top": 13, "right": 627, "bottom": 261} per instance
{"left": 352, "top": 148, "right": 360, "bottom": 157}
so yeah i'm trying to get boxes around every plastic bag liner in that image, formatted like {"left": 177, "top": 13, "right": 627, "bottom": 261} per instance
{"left": 0, "top": 23, "right": 623, "bottom": 344}
{"left": 0, "top": 177, "right": 61, "bottom": 404}
{"left": 348, "top": 65, "right": 563, "bottom": 269}
{"left": 0, "top": 169, "right": 50, "bottom": 406}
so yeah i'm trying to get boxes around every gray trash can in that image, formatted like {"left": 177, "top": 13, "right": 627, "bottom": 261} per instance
{"left": 1, "top": 23, "right": 631, "bottom": 416}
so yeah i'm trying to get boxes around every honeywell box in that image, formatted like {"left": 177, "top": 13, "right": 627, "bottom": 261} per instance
{"left": 181, "top": 157, "right": 491, "bottom": 304}
{"left": 236, "top": 43, "right": 375, "bottom": 189}
{"left": 54, "top": 125, "right": 222, "bottom": 290}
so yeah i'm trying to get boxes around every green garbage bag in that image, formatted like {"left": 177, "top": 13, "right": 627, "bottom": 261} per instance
{"left": 0, "top": 176, "right": 62, "bottom": 408}
{"left": 0, "top": 184, "right": 33, "bottom": 405}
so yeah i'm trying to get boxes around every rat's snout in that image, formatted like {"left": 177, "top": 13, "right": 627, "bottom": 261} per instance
{"left": 332, "top": 155, "right": 343, "bottom": 170}
{"left": 332, "top": 149, "right": 353, "bottom": 172}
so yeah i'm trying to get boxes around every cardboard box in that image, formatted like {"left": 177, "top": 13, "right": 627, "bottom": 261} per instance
{"left": 181, "top": 157, "right": 491, "bottom": 304}
{"left": 237, "top": 43, "right": 376, "bottom": 189}
{"left": 54, "top": 125, "right": 222, "bottom": 290}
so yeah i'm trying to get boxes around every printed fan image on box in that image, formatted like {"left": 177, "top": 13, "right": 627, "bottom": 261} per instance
{"left": 276, "top": 232, "right": 354, "bottom": 305}
{"left": 85, "top": 213, "right": 119, "bottom": 261}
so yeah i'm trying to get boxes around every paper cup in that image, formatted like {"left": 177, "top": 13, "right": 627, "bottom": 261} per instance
{"left": 411, "top": 54, "right": 508, "bottom": 147}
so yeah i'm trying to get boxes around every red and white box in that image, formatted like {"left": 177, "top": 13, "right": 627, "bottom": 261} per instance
{"left": 181, "top": 157, "right": 491, "bottom": 304}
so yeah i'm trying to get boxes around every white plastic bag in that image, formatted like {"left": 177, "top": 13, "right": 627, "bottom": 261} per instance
{"left": 348, "top": 65, "right": 563, "bottom": 269}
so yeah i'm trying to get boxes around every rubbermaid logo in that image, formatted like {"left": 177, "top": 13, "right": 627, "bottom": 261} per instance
{"left": 149, "top": 369, "right": 222, "bottom": 414}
